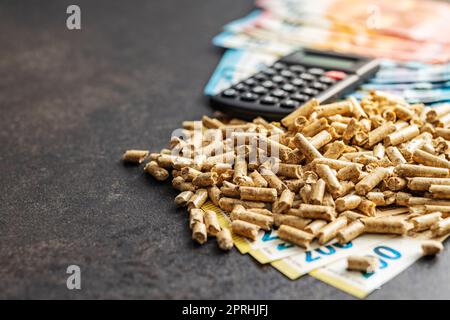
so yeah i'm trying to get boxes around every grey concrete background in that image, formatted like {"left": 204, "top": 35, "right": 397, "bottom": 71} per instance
{"left": 0, "top": 0, "right": 448, "bottom": 299}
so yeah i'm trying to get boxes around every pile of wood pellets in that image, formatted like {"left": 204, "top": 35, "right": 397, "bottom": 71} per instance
{"left": 123, "top": 91, "right": 450, "bottom": 272}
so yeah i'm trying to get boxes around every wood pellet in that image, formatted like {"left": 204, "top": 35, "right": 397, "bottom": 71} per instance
{"left": 123, "top": 91, "right": 450, "bottom": 254}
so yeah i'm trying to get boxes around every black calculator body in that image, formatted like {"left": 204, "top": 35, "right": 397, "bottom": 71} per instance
{"left": 210, "top": 48, "right": 380, "bottom": 120}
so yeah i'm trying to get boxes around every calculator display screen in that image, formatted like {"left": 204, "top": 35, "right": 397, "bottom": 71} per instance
{"left": 301, "top": 54, "right": 356, "bottom": 69}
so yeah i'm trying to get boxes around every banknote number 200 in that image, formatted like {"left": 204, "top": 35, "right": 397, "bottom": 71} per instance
{"left": 362, "top": 245, "right": 402, "bottom": 278}
{"left": 305, "top": 242, "right": 353, "bottom": 263}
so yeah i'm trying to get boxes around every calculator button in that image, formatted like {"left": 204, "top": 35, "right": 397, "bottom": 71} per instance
{"left": 280, "top": 70, "right": 294, "bottom": 78}
{"left": 240, "top": 92, "right": 259, "bottom": 101}
{"left": 254, "top": 73, "right": 268, "bottom": 81}
{"left": 290, "top": 78, "right": 305, "bottom": 87}
{"left": 260, "top": 96, "right": 279, "bottom": 105}
{"left": 244, "top": 78, "right": 258, "bottom": 86}
{"left": 271, "top": 75, "right": 285, "bottom": 84}
{"left": 222, "top": 89, "right": 237, "bottom": 98}
{"left": 261, "top": 80, "right": 275, "bottom": 89}
{"left": 300, "top": 88, "right": 319, "bottom": 96}
{"left": 299, "top": 73, "right": 316, "bottom": 82}
{"left": 318, "top": 76, "right": 336, "bottom": 85}
{"left": 291, "top": 78, "right": 306, "bottom": 87}
{"left": 289, "top": 65, "right": 305, "bottom": 73}
{"left": 281, "top": 84, "right": 295, "bottom": 92}
{"left": 308, "top": 68, "right": 325, "bottom": 76}
{"left": 325, "top": 70, "right": 347, "bottom": 80}
{"left": 263, "top": 68, "right": 277, "bottom": 76}
{"left": 273, "top": 62, "right": 287, "bottom": 70}
{"left": 234, "top": 83, "right": 248, "bottom": 92}
{"left": 280, "top": 99, "right": 299, "bottom": 109}
{"left": 252, "top": 86, "right": 268, "bottom": 95}
{"left": 310, "top": 81, "right": 328, "bottom": 91}
{"left": 290, "top": 93, "right": 309, "bottom": 102}
{"left": 271, "top": 89, "right": 288, "bottom": 98}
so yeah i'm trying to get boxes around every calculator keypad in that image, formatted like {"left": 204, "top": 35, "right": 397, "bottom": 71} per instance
{"left": 222, "top": 63, "right": 347, "bottom": 110}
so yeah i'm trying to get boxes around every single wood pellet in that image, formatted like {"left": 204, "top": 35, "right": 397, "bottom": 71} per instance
{"left": 363, "top": 217, "right": 408, "bottom": 235}
{"left": 231, "top": 219, "right": 260, "bottom": 240}
{"left": 347, "top": 256, "right": 379, "bottom": 273}
{"left": 422, "top": 240, "right": 444, "bottom": 256}
{"left": 278, "top": 225, "right": 314, "bottom": 249}
{"left": 204, "top": 210, "right": 221, "bottom": 236}
{"left": 174, "top": 191, "right": 194, "bottom": 207}
{"left": 189, "top": 209, "right": 204, "bottom": 229}
{"left": 230, "top": 205, "right": 274, "bottom": 231}
{"left": 274, "top": 214, "right": 311, "bottom": 230}
{"left": 216, "top": 228, "right": 234, "bottom": 251}
{"left": 337, "top": 220, "right": 365, "bottom": 244}
{"left": 411, "top": 212, "right": 442, "bottom": 232}
{"left": 192, "top": 222, "right": 207, "bottom": 244}
{"left": 122, "top": 149, "right": 149, "bottom": 164}
{"left": 317, "top": 217, "right": 348, "bottom": 244}
{"left": 304, "top": 219, "right": 328, "bottom": 236}
{"left": 124, "top": 91, "right": 449, "bottom": 258}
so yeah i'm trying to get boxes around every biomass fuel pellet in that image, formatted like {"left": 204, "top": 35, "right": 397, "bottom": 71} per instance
{"left": 337, "top": 220, "right": 365, "bottom": 244}
{"left": 385, "top": 146, "right": 407, "bottom": 165}
{"left": 422, "top": 240, "right": 444, "bottom": 256}
{"left": 317, "top": 217, "right": 348, "bottom": 244}
{"left": 204, "top": 210, "right": 221, "bottom": 236}
{"left": 239, "top": 186, "right": 277, "bottom": 202}
{"left": 207, "top": 186, "right": 221, "bottom": 206}
{"left": 218, "top": 197, "right": 265, "bottom": 212}
{"left": 299, "top": 184, "right": 312, "bottom": 203}
{"left": 278, "top": 225, "right": 314, "bottom": 249}
{"left": 174, "top": 191, "right": 194, "bottom": 207}
{"left": 172, "top": 176, "right": 196, "bottom": 192}
{"left": 293, "top": 204, "right": 335, "bottom": 221}
{"left": 365, "top": 192, "right": 386, "bottom": 206}
{"left": 335, "top": 194, "right": 362, "bottom": 212}
{"left": 216, "top": 228, "right": 234, "bottom": 251}
{"left": 192, "top": 172, "right": 218, "bottom": 187}
{"left": 304, "top": 219, "right": 328, "bottom": 236}
{"left": 122, "top": 149, "right": 149, "bottom": 164}
{"left": 221, "top": 181, "right": 240, "bottom": 198}
{"left": 274, "top": 214, "right": 311, "bottom": 230}
{"left": 411, "top": 212, "right": 442, "bottom": 232}
{"left": 357, "top": 199, "right": 377, "bottom": 217}
{"left": 336, "top": 164, "right": 362, "bottom": 181}
{"left": 341, "top": 210, "right": 367, "bottom": 221}
{"left": 347, "top": 256, "right": 379, "bottom": 273}
{"left": 276, "top": 163, "right": 302, "bottom": 179}
{"left": 181, "top": 167, "right": 202, "bottom": 181}
{"left": 315, "top": 164, "right": 342, "bottom": 193}
{"left": 230, "top": 205, "right": 274, "bottom": 230}
{"left": 431, "top": 217, "right": 450, "bottom": 237}
{"left": 192, "top": 222, "right": 207, "bottom": 244}
{"left": 187, "top": 188, "right": 208, "bottom": 210}
{"left": 247, "top": 208, "right": 273, "bottom": 216}
{"left": 259, "top": 167, "right": 287, "bottom": 195}
{"left": 249, "top": 170, "right": 268, "bottom": 188}
{"left": 363, "top": 217, "right": 408, "bottom": 235}
{"left": 273, "top": 189, "right": 295, "bottom": 213}
{"left": 413, "top": 149, "right": 450, "bottom": 168}
{"left": 395, "top": 164, "right": 449, "bottom": 178}
{"left": 292, "top": 133, "right": 323, "bottom": 161}
{"left": 355, "top": 167, "right": 390, "bottom": 195}
{"left": 231, "top": 220, "right": 260, "bottom": 241}
{"left": 144, "top": 161, "right": 169, "bottom": 181}
{"left": 310, "top": 179, "right": 326, "bottom": 205}
{"left": 189, "top": 209, "right": 204, "bottom": 229}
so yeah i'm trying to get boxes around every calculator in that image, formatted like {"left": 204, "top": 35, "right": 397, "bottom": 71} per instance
{"left": 210, "top": 48, "right": 380, "bottom": 120}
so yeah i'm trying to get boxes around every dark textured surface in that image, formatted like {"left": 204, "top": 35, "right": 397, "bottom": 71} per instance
{"left": 0, "top": 0, "right": 449, "bottom": 300}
